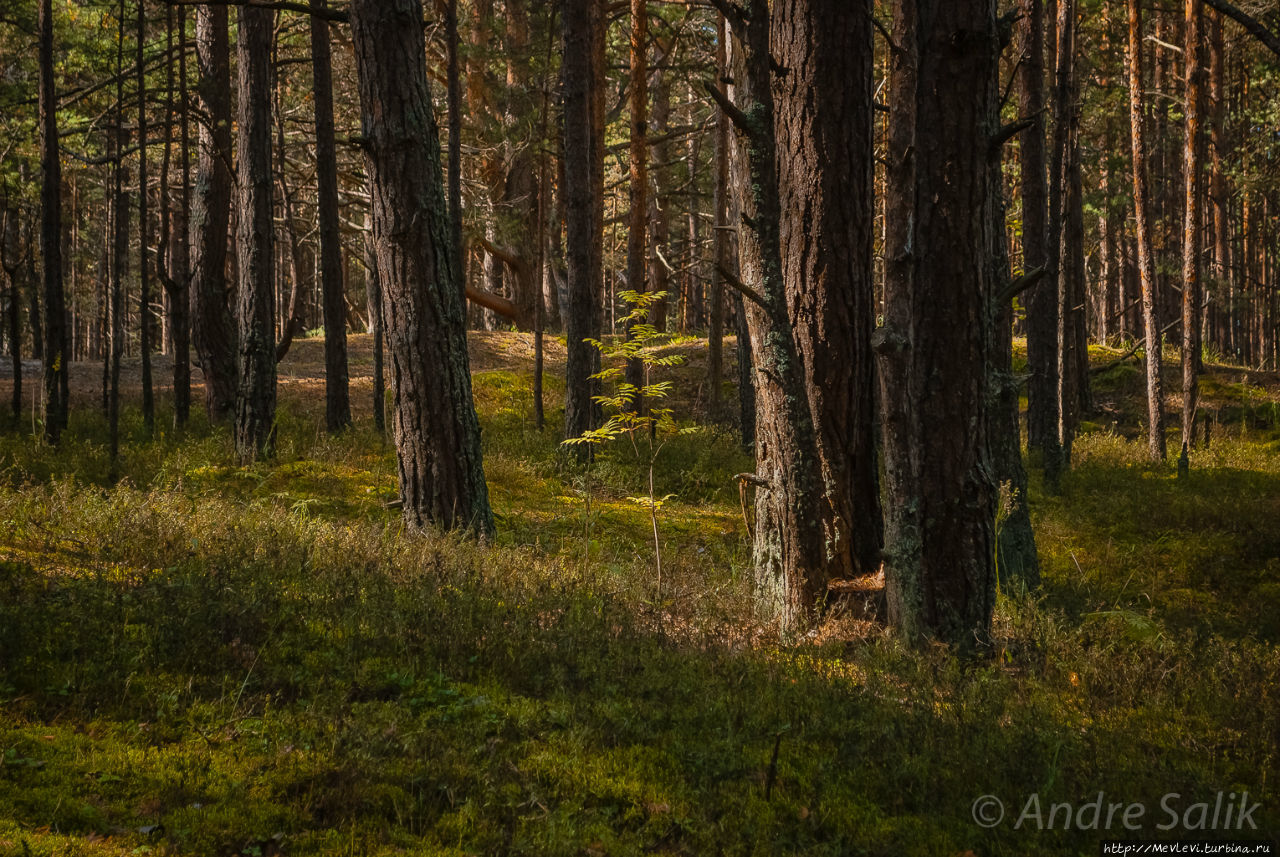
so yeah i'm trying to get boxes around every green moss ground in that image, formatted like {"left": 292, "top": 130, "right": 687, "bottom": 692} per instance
{"left": 0, "top": 334, "right": 1276, "bottom": 855}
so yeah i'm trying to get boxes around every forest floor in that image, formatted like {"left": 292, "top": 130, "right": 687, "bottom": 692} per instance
{"left": 0, "top": 333, "right": 1278, "bottom": 856}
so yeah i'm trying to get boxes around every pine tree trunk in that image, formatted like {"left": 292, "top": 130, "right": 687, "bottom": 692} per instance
{"left": 1128, "top": 0, "right": 1167, "bottom": 462}
{"left": 879, "top": 0, "right": 998, "bottom": 645}
{"left": 350, "top": 0, "right": 494, "bottom": 536}
{"left": 233, "top": 6, "right": 277, "bottom": 462}
{"left": 310, "top": 0, "right": 352, "bottom": 432}
{"left": 721, "top": 0, "right": 828, "bottom": 633}
{"left": 38, "top": 0, "right": 68, "bottom": 443}
{"left": 707, "top": 14, "right": 728, "bottom": 414}
{"left": 562, "top": 0, "right": 604, "bottom": 451}
{"left": 772, "top": 0, "right": 882, "bottom": 581}
{"left": 1020, "top": 0, "right": 1060, "bottom": 483}
{"left": 1181, "top": 0, "right": 1203, "bottom": 451}
{"left": 137, "top": 0, "right": 154, "bottom": 433}
{"left": 190, "top": 5, "right": 237, "bottom": 421}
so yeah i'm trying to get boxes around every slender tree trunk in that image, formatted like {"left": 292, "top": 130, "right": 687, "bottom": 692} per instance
{"left": 137, "top": 0, "right": 154, "bottom": 433}
{"left": 38, "top": 0, "right": 68, "bottom": 443}
{"left": 190, "top": 5, "right": 237, "bottom": 421}
{"left": 110, "top": 0, "right": 129, "bottom": 466}
{"left": 879, "top": 0, "right": 998, "bottom": 645}
{"left": 233, "top": 5, "right": 277, "bottom": 462}
{"left": 624, "top": 0, "right": 648, "bottom": 395}
{"left": 308, "top": 0, "right": 351, "bottom": 431}
{"left": 1020, "top": 0, "right": 1059, "bottom": 483}
{"left": 350, "top": 0, "right": 493, "bottom": 535}
{"left": 562, "top": 0, "right": 604, "bottom": 451}
{"left": 707, "top": 14, "right": 728, "bottom": 413}
{"left": 166, "top": 4, "right": 192, "bottom": 428}
{"left": 647, "top": 62, "right": 671, "bottom": 332}
{"left": 1181, "top": 0, "right": 1203, "bottom": 452}
{"left": 363, "top": 209, "right": 385, "bottom": 435}
{"left": 773, "top": 0, "right": 882, "bottom": 582}
{"left": 1, "top": 211, "right": 20, "bottom": 425}
{"left": 1128, "top": 0, "right": 1167, "bottom": 462}
{"left": 720, "top": 0, "right": 828, "bottom": 633}
{"left": 1209, "top": 9, "right": 1229, "bottom": 359}
{"left": 446, "top": 0, "right": 463, "bottom": 296}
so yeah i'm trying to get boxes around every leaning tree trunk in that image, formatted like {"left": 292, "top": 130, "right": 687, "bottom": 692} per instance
{"left": 38, "top": 0, "right": 68, "bottom": 443}
{"left": 772, "top": 0, "right": 882, "bottom": 581}
{"left": 1128, "top": 0, "right": 1167, "bottom": 462}
{"left": 1181, "top": 0, "right": 1203, "bottom": 453}
{"left": 233, "top": 6, "right": 277, "bottom": 463}
{"left": 715, "top": 0, "right": 828, "bottom": 633}
{"left": 878, "top": 0, "right": 998, "bottom": 646}
{"left": 190, "top": 5, "right": 238, "bottom": 421}
{"left": 562, "top": 0, "right": 604, "bottom": 452}
{"left": 310, "top": 0, "right": 352, "bottom": 432}
{"left": 349, "top": 0, "right": 494, "bottom": 536}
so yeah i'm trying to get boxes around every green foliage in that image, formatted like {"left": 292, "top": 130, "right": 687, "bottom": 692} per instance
{"left": 1, "top": 335, "right": 1279, "bottom": 855}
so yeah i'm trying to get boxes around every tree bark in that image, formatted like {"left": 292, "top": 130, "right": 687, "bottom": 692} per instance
{"left": 720, "top": 0, "right": 828, "bottom": 633}
{"left": 1020, "top": 0, "right": 1059, "bottom": 484}
{"left": 562, "top": 0, "right": 604, "bottom": 452}
{"left": 773, "top": 0, "right": 882, "bottom": 582}
{"left": 350, "top": 0, "right": 494, "bottom": 535}
{"left": 879, "top": 0, "right": 998, "bottom": 645}
{"left": 310, "top": 0, "right": 352, "bottom": 431}
{"left": 38, "top": 0, "right": 68, "bottom": 443}
{"left": 1181, "top": 0, "right": 1203, "bottom": 451}
{"left": 233, "top": 5, "right": 277, "bottom": 462}
{"left": 707, "top": 14, "right": 728, "bottom": 413}
{"left": 190, "top": 4, "right": 238, "bottom": 421}
{"left": 137, "top": 0, "right": 154, "bottom": 433}
{"left": 1128, "top": 0, "right": 1167, "bottom": 462}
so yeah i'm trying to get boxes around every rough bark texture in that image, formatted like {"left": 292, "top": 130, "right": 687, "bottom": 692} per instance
{"left": 879, "top": 0, "right": 998, "bottom": 646}
{"left": 1181, "top": 0, "right": 1203, "bottom": 450}
{"left": 1020, "top": 0, "right": 1059, "bottom": 481}
{"left": 1128, "top": 0, "right": 1167, "bottom": 462}
{"left": 722, "top": 0, "right": 828, "bottom": 633}
{"left": 772, "top": 0, "right": 882, "bottom": 581}
{"left": 233, "top": 6, "right": 277, "bottom": 463}
{"left": 190, "top": 5, "right": 237, "bottom": 421}
{"left": 562, "top": 0, "right": 604, "bottom": 451}
{"left": 38, "top": 0, "right": 68, "bottom": 443}
{"left": 310, "top": 0, "right": 352, "bottom": 432}
{"left": 350, "top": 0, "right": 494, "bottom": 536}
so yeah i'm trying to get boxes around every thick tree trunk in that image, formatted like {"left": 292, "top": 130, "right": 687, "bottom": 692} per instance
{"left": 233, "top": 6, "right": 277, "bottom": 462}
{"left": 1128, "top": 0, "right": 1167, "bottom": 462}
{"left": 1181, "top": 0, "right": 1203, "bottom": 451}
{"left": 190, "top": 5, "right": 237, "bottom": 421}
{"left": 879, "top": 0, "right": 998, "bottom": 645}
{"left": 720, "top": 0, "right": 828, "bottom": 633}
{"left": 363, "top": 209, "right": 385, "bottom": 435}
{"left": 446, "top": 0, "right": 463, "bottom": 294}
{"left": 562, "top": 0, "right": 604, "bottom": 451}
{"left": 38, "top": 0, "right": 68, "bottom": 443}
{"left": 772, "top": 0, "right": 882, "bottom": 582}
{"left": 309, "top": 0, "right": 352, "bottom": 432}
{"left": 350, "top": 0, "right": 494, "bottom": 536}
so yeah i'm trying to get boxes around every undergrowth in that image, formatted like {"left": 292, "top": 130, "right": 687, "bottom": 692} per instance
{"left": 0, "top": 336, "right": 1277, "bottom": 855}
